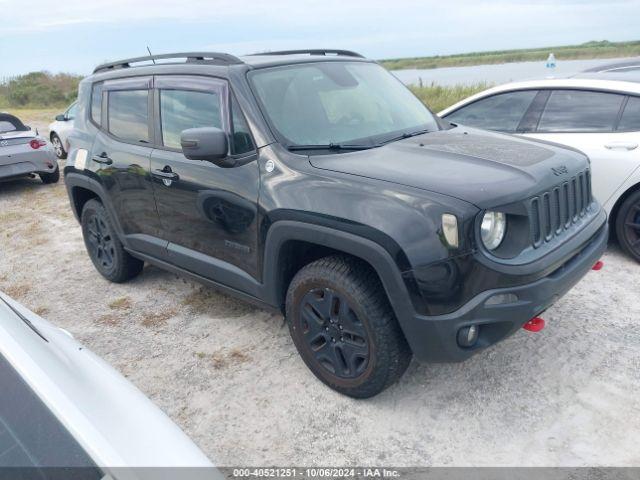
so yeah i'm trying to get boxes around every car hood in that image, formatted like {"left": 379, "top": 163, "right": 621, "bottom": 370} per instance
{"left": 308, "top": 126, "right": 589, "bottom": 209}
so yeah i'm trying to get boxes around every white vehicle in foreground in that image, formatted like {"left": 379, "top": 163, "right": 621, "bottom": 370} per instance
{"left": 439, "top": 73, "right": 640, "bottom": 261}
{"left": 0, "top": 291, "right": 221, "bottom": 479}
{"left": 48, "top": 101, "right": 77, "bottom": 159}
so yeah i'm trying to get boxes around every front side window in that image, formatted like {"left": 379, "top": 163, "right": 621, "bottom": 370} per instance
{"left": 231, "top": 99, "right": 255, "bottom": 155}
{"left": 90, "top": 83, "right": 103, "bottom": 125}
{"left": 250, "top": 62, "right": 438, "bottom": 147}
{"left": 537, "top": 90, "right": 625, "bottom": 133}
{"left": 446, "top": 90, "right": 537, "bottom": 132}
{"left": 160, "top": 89, "right": 222, "bottom": 149}
{"left": 618, "top": 96, "right": 640, "bottom": 131}
{"left": 66, "top": 102, "right": 78, "bottom": 120}
{"left": 108, "top": 90, "right": 149, "bottom": 143}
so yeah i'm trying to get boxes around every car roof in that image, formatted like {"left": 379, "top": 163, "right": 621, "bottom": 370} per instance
{"left": 439, "top": 75, "right": 640, "bottom": 115}
{"left": 581, "top": 57, "right": 640, "bottom": 73}
{"left": 91, "top": 50, "right": 371, "bottom": 76}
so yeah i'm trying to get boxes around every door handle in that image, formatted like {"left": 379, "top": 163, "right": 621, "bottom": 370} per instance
{"left": 152, "top": 169, "right": 180, "bottom": 181}
{"left": 604, "top": 142, "right": 638, "bottom": 151}
{"left": 92, "top": 152, "right": 113, "bottom": 165}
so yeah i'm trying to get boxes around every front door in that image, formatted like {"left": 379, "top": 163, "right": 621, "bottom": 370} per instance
{"left": 149, "top": 76, "right": 261, "bottom": 285}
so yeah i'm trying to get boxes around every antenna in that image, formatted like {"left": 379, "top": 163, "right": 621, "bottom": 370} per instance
{"left": 147, "top": 46, "right": 156, "bottom": 64}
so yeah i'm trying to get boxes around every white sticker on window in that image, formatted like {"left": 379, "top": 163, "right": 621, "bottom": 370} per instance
{"left": 75, "top": 149, "right": 87, "bottom": 170}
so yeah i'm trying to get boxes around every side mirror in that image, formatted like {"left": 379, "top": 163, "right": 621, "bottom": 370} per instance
{"left": 180, "top": 127, "right": 234, "bottom": 167}
{"left": 55, "top": 114, "right": 65, "bottom": 121}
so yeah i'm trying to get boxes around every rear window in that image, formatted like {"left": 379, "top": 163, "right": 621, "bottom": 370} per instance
{"left": 0, "top": 121, "right": 17, "bottom": 133}
{"left": 618, "top": 96, "right": 640, "bottom": 131}
{"left": 108, "top": 90, "right": 149, "bottom": 143}
{"left": 537, "top": 90, "right": 625, "bottom": 132}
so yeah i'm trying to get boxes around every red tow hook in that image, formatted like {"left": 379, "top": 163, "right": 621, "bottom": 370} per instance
{"left": 592, "top": 260, "right": 604, "bottom": 271}
{"left": 523, "top": 317, "right": 545, "bottom": 332}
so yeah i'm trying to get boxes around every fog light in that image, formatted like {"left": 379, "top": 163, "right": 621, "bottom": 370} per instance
{"left": 457, "top": 324, "right": 479, "bottom": 347}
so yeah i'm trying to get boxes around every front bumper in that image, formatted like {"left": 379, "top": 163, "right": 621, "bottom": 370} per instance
{"left": 405, "top": 217, "right": 608, "bottom": 363}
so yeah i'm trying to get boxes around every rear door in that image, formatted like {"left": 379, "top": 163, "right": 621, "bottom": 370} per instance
{"left": 149, "top": 76, "right": 261, "bottom": 284}
{"left": 90, "top": 77, "right": 166, "bottom": 257}
{"left": 523, "top": 89, "right": 640, "bottom": 206}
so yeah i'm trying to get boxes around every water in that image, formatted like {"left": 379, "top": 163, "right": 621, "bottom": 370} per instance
{"left": 391, "top": 57, "right": 631, "bottom": 86}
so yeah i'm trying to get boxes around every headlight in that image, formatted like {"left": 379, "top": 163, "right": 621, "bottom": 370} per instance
{"left": 481, "top": 211, "right": 506, "bottom": 250}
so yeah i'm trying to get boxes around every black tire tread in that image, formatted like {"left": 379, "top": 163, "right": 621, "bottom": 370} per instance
{"left": 81, "top": 199, "right": 144, "bottom": 283}
{"left": 286, "top": 255, "right": 411, "bottom": 398}
{"left": 39, "top": 166, "right": 60, "bottom": 184}
{"left": 615, "top": 190, "right": 640, "bottom": 262}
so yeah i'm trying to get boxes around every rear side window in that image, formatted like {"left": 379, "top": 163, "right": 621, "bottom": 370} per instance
{"left": 618, "top": 96, "right": 640, "bottom": 131}
{"left": 537, "top": 90, "right": 625, "bottom": 132}
{"left": 160, "top": 89, "right": 222, "bottom": 149}
{"left": 108, "top": 90, "right": 149, "bottom": 143}
{"left": 446, "top": 90, "right": 537, "bottom": 132}
{"left": 90, "top": 83, "right": 103, "bottom": 125}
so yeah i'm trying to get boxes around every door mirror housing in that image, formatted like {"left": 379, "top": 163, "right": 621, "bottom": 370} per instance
{"left": 180, "top": 127, "right": 234, "bottom": 167}
{"left": 55, "top": 114, "right": 66, "bottom": 122}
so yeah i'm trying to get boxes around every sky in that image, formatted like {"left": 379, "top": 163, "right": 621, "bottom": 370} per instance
{"left": 1, "top": 0, "right": 640, "bottom": 76}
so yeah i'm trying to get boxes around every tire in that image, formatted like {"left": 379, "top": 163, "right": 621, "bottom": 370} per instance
{"left": 51, "top": 133, "right": 67, "bottom": 159}
{"left": 39, "top": 166, "right": 60, "bottom": 184}
{"left": 615, "top": 190, "right": 640, "bottom": 262}
{"left": 285, "top": 255, "right": 411, "bottom": 398}
{"left": 81, "top": 199, "right": 144, "bottom": 282}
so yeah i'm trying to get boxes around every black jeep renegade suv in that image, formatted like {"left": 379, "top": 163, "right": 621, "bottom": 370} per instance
{"left": 64, "top": 50, "right": 608, "bottom": 398}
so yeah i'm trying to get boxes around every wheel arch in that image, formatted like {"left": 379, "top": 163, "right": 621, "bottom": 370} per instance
{"left": 64, "top": 172, "right": 128, "bottom": 243}
{"left": 608, "top": 181, "right": 640, "bottom": 241}
{"left": 262, "top": 221, "right": 417, "bottom": 330}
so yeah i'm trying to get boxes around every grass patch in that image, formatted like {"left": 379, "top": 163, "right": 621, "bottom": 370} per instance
{"left": 141, "top": 308, "right": 178, "bottom": 328}
{"left": 381, "top": 39, "right": 640, "bottom": 71}
{"left": 108, "top": 296, "right": 132, "bottom": 310}
{"left": 5, "top": 283, "right": 31, "bottom": 299}
{"left": 411, "top": 82, "right": 491, "bottom": 112}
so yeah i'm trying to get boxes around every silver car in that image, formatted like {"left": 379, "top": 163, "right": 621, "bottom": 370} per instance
{"left": 0, "top": 113, "right": 59, "bottom": 184}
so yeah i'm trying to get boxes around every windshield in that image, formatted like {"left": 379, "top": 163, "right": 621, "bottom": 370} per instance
{"left": 250, "top": 62, "right": 439, "bottom": 148}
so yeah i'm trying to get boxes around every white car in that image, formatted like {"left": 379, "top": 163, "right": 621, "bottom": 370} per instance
{"left": 0, "top": 291, "right": 221, "bottom": 478}
{"left": 439, "top": 74, "right": 640, "bottom": 261}
{"left": 48, "top": 101, "right": 77, "bottom": 159}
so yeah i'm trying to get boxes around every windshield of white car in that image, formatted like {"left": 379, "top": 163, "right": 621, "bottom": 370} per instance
{"left": 250, "top": 62, "right": 438, "bottom": 151}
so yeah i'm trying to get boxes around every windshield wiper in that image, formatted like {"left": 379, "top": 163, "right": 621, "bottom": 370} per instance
{"left": 377, "top": 128, "right": 431, "bottom": 146}
{"left": 287, "top": 143, "right": 375, "bottom": 151}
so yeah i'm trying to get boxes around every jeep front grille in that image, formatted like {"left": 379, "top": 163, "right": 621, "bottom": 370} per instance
{"left": 529, "top": 169, "right": 592, "bottom": 248}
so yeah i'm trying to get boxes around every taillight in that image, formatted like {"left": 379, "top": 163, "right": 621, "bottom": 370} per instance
{"left": 30, "top": 139, "right": 46, "bottom": 149}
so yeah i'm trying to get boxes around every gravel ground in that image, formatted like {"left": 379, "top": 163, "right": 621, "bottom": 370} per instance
{"left": 1, "top": 120, "right": 639, "bottom": 466}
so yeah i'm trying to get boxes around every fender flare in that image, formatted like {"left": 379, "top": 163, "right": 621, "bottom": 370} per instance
{"left": 262, "top": 220, "right": 417, "bottom": 327}
{"left": 64, "top": 172, "right": 129, "bottom": 248}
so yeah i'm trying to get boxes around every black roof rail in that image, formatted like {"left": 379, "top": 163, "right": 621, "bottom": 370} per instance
{"left": 93, "top": 52, "right": 244, "bottom": 74}
{"left": 251, "top": 49, "right": 365, "bottom": 59}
